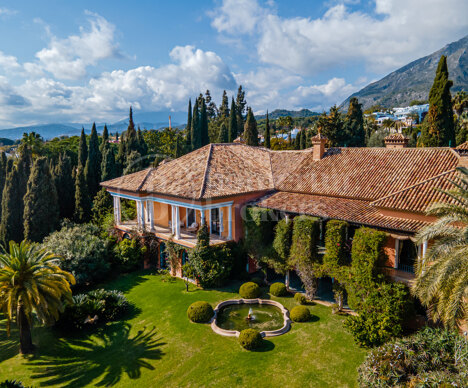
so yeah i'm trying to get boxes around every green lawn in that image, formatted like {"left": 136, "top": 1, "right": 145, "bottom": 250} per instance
{"left": 0, "top": 271, "right": 367, "bottom": 387}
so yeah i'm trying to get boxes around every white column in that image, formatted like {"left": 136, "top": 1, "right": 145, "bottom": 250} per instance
{"left": 285, "top": 214, "right": 289, "bottom": 223}
{"left": 422, "top": 241, "right": 428, "bottom": 258}
{"left": 171, "top": 205, "right": 175, "bottom": 235}
{"left": 137, "top": 200, "right": 145, "bottom": 229}
{"left": 175, "top": 206, "right": 181, "bottom": 239}
{"left": 200, "top": 209, "right": 205, "bottom": 225}
{"left": 148, "top": 201, "right": 154, "bottom": 231}
{"left": 219, "top": 207, "right": 223, "bottom": 236}
{"left": 394, "top": 238, "right": 400, "bottom": 269}
{"left": 227, "top": 205, "right": 232, "bottom": 240}
{"left": 208, "top": 209, "right": 212, "bottom": 234}
{"left": 113, "top": 196, "right": 121, "bottom": 224}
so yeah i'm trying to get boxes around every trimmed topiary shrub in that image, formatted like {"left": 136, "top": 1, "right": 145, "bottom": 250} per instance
{"left": 290, "top": 305, "right": 311, "bottom": 322}
{"left": 239, "top": 282, "right": 261, "bottom": 299}
{"left": 238, "top": 328, "right": 263, "bottom": 350}
{"left": 187, "top": 301, "right": 214, "bottom": 323}
{"left": 270, "top": 282, "right": 287, "bottom": 297}
{"left": 294, "top": 293, "right": 307, "bottom": 305}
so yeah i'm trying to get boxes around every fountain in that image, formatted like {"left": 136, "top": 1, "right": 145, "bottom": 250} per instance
{"left": 246, "top": 307, "right": 254, "bottom": 321}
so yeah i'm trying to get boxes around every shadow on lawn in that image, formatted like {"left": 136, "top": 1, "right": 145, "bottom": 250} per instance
{"left": 0, "top": 323, "right": 19, "bottom": 362}
{"left": 27, "top": 322, "right": 165, "bottom": 387}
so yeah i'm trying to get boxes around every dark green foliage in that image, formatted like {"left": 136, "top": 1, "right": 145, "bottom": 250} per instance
{"left": 113, "top": 238, "right": 146, "bottom": 272}
{"left": 42, "top": 222, "right": 110, "bottom": 285}
{"left": 219, "top": 90, "right": 229, "bottom": 119}
{"left": 419, "top": 56, "right": 455, "bottom": 147}
{"left": 101, "top": 145, "right": 117, "bottom": 181}
{"left": 92, "top": 188, "right": 113, "bottom": 225}
{"left": 16, "top": 146, "right": 32, "bottom": 226}
{"left": 205, "top": 90, "right": 218, "bottom": 119}
{"left": 344, "top": 98, "right": 365, "bottom": 147}
{"left": 289, "top": 216, "right": 320, "bottom": 266}
{"left": 125, "top": 107, "right": 139, "bottom": 154}
{"left": 243, "top": 207, "right": 276, "bottom": 262}
{"left": 294, "top": 293, "right": 307, "bottom": 305}
{"left": 85, "top": 123, "right": 101, "bottom": 199}
{"left": 137, "top": 127, "right": 148, "bottom": 156}
{"left": 124, "top": 150, "right": 142, "bottom": 175}
{"left": 272, "top": 219, "right": 293, "bottom": 273}
{"left": 236, "top": 85, "right": 246, "bottom": 118}
{"left": 239, "top": 282, "right": 261, "bottom": 299}
{"left": 74, "top": 165, "right": 91, "bottom": 223}
{"left": 250, "top": 276, "right": 264, "bottom": 286}
{"left": 23, "top": 157, "right": 59, "bottom": 242}
{"left": 186, "top": 99, "right": 192, "bottom": 151}
{"left": 0, "top": 152, "right": 7, "bottom": 220}
{"left": 218, "top": 122, "right": 229, "bottom": 143}
{"left": 200, "top": 99, "right": 209, "bottom": 147}
{"left": 270, "top": 282, "right": 287, "bottom": 297}
{"left": 101, "top": 124, "right": 109, "bottom": 147}
{"left": 228, "top": 98, "right": 237, "bottom": 142}
{"left": 244, "top": 107, "right": 258, "bottom": 146}
{"left": 0, "top": 380, "right": 30, "bottom": 388}
{"left": 238, "top": 328, "right": 263, "bottom": 350}
{"left": 300, "top": 128, "right": 307, "bottom": 149}
{"left": 264, "top": 111, "right": 271, "bottom": 148}
{"left": 57, "top": 289, "right": 130, "bottom": 331}
{"left": 78, "top": 128, "right": 88, "bottom": 168}
{"left": 358, "top": 327, "right": 467, "bottom": 387}
{"left": 323, "top": 220, "right": 349, "bottom": 269}
{"left": 290, "top": 305, "right": 311, "bottom": 322}
{"left": 191, "top": 98, "right": 201, "bottom": 150}
{"left": 187, "top": 301, "right": 214, "bottom": 323}
{"left": 53, "top": 153, "right": 75, "bottom": 219}
{"left": 0, "top": 167, "right": 23, "bottom": 243}
{"left": 318, "top": 106, "right": 345, "bottom": 147}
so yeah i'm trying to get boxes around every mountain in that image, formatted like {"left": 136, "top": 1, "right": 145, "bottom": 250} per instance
{"left": 342, "top": 35, "right": 468, "bottom": 110}
{"left": 256, "top": 109, "right": 320, "bottom": 120}
{"left": 0, "top": 124, "right": 82, "bottom": 140}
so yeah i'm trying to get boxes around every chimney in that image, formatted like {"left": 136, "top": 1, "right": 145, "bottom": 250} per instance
{"left": 384, "top": 133, "right": 409, "bottom": 149}
{"left": 311, "top": 130, "right": 328, "bottom": 161}
{"left": 169, "top": 115, "right": 172, "bottom": 129}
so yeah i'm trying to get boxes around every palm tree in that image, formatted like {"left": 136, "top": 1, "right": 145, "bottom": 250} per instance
{"left": 412, "top": 167, "right": 468, "bottom": 329}
{"left": 0, "top": 241, "right": 75, "bottom": 353}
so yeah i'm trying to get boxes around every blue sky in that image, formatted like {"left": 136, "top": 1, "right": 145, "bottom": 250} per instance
{"left": 0, "top": 0, "right": 467, "bottom": 126}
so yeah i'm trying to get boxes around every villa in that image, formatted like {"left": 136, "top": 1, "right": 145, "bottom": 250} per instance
{"left": 101, "top": 134, "right": 468, "bottom": 284}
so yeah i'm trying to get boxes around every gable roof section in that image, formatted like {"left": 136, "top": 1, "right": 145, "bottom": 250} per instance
{"left": 278, "top": 147, "right": 459, "bottom": 201}
{"left": 371, "top": 169, "right": 460, "bottom": 213}
{"left": 269, "top": 149, "right": 311, "bottom": 187}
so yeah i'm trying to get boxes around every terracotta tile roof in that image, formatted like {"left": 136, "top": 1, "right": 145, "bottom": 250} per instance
{"left": 270, "top": 149, "right": 311, "bottom": 187}
{"left": 385, "top": 133, "right": 409, "bottom": 141}
{"left": 456, "top": 141, "right": 468, "bottom": 150}
{"left": 256, "top": 191, "right": 430, "bottom": 233}
{"left": 99, "top": 168, "right": 154, "bottom": 193}
{"left": 371, "top": 169, "right": 460, "bottom": 213}
{"left": 278, "top": 147, "right": 459, "bottom": 201}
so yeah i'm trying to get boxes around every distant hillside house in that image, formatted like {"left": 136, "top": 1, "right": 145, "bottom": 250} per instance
{"left": 101, "top": 136, "right": 467, "bottom": 283}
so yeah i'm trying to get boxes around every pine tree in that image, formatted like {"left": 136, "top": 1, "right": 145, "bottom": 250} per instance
{"left": 219, "top": 90, "right": 229, "bottom": 119}
{"left": 218, "top": 122, "right": 229, "bottom": 143}
{"left": 85, "top": 123, "right": 101, "bottom": 200}
{"left": 0, "top": 167, "right": 23, "bottom": 243}
{"left": 264, "top": 110, "right": 271, "bottom": 149}
{"left": 186, "top": 99, "right": 192, "bottom": 151}
{"left": 53, "top": 153, "right": 75, "bottom": 219}
{"left": 344, "top": 97, "right": 365, "bottom": 147}
{"left": 74, "top": 165, "right": 91, "bottom": 223}
{"left": 23, "top": 157, "right": 59, "bottom": 242}
{"left": 420, "top": 55, "right": 455, "bottom": 147}
{"left": 101, "top": 146, "right": 117, "bottom": 181}
{"left": 191, "top": 98, "right": 201, "bottom": 150}
{"left": 205, "top": 90, "right": 218, "bottom": 118}
{"left": 200, "top": 99, "right": 209, "bottom": 146}
{"left": 228, "top": 98, "right": 238, "bottom": 142}
{"left": 244, "top": 107, "right": 258, "bottom": 146}
{"left": 78, "top": 128, "right": 88, "bottom": 168}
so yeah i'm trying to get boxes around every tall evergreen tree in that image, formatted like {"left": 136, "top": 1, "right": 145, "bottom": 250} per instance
{"left": 23, "top": 157, "right": 59, "bottom": 242}
{"left": 244, "top": 107, "right": 258, "bottom": 146}
{"left": 419, "top": 55, "right": 455, "bottom": 147}
{"left": 200, "top": 99, "right": 209, "bottom": 146}
{"left": 0, "top": 167, "right": 23, "bottom": 243}
{"left": 53, "top": 153, "right": 75, "bottom": 219}
{"left": 101, "top": 146, "right": 117, "bottom": 181}
{"left": 205, "top": 90, "right": 218, "bottom": 118}
{"left": 16, "top": 146, "right": 32, "bottom": 232}
{"left": 186, "top": 99, "right": 192, "bottom": 151}
{"left": 85, "top": 123, "right": 101, "bottom": 199}
{"left": 191, "top": 98, "right": 201, "bottom": 150}
{"left": 74, "top": 165, "right": 91, "bottom": 223}
{"left": 264, "top": 110, "right": 271, "bottom": 149}
{"left": 137, "top": 127, "right": 148, "bottom": 156}
{"left": 0, "top": 152, "right": 7, "bottom": 220}
{"left": 125, "top": 106, "right": 139, "bottom": 154}
{"left": 236, "top": 85, "right": 246, "bottom": 135}
{"left": 300, "top": 128, "right": 307, "bottom": 150}
{"left": 344, "top": 97, "right": 365, "bottom": 147}
{"left": 218, "top": 122, "right": 229, "bottom": 143}
{"left": 100, "top": 124, "right": 109, "bottom": 153}
{"left": 78, "top": 128, "right": 88, "bottom": 168}
{"left": 228, "top": 98, "right": 238, "bottom": 142}
{"left": 219, "top": 90, "right": 229, "bottom": 120}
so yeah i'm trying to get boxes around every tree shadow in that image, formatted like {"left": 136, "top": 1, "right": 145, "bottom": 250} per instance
{"left": 102, "top": 270, "right": 152, "bottom": 294}
{"left": 252, "top": 339, "right": 275, "bottom": 352}
{"left": 27, "top": 322, "right": 165, "bottom": 387}
{"left": 309, "top": 315, "right": 320, "bottom": 323}
{"left": 0, "top": 321, "right": 19, "bottom": 362}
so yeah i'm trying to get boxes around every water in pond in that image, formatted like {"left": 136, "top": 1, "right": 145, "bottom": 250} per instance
{"left": 216, "top": 304, "right": 284, "bottom": 332}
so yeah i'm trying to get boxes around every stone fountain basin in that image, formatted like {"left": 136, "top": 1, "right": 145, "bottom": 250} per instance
{"left": 211, "top": 298, "right": 291, "bottom": 337}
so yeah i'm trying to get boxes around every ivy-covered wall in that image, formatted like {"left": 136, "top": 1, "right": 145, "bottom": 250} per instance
{"left": 289, "top": 215, "right": 320, "bottom": 266}
{"left": 243, "top": 207, "right": 277, "bottom": 261}
{"left": 323, "top": 219, "right": 349, "bottom": 269}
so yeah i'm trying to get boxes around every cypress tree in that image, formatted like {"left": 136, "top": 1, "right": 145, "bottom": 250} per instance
{"left": 126, "top": 107, "right": 139, "bottom": 154}
{"left": 0, "top": 153, "right": 5, "bottom": 220}
{"left": 101, "top": 146, "right": 117, "bottom": 181}
{"left": 236, "top": 85, "right": 246, "bottom": 135}
{"left": 244, "top": 107, "right": 258, "bottom": 146}
{"left": 186, "top": 99, "right": 192, "bottom": 151}
{"left": 6, "top": 158, "right": 13, "bottom": 175}
{"left": 300, "top": 129, "right": 307, "bottom": 150}
{"left": 85, "top": 123, "right": 101, "bottom": 199}
{"left": 100, "top": 124, "right": 109, "bottom": 153}
{"left": 0, "top": 167, "right": 23, "bottom": 243}
{"left": 264, "top": 111, "right": 271, "bottom": 149}
{"left": 218, "top": 122, "right": 229, "bottom": 143}
{"left": 420, "top": 55, "right": 455, "bottom": 147}
{"left": 228, "top": 98, "right": 238, "bottom": 142}
{"left": 219, "top": 90, "right": 229, "bottom": 119}
{"left": 16, "top": 146, "right": 32, "bottom": 231}
{"left": 78, "top": 128, "right": 88, "bottom": 168}
{"left": 53, "top": 153, "right": 75, "bottom": 219}
{"left": 74, "top": 165, "right": 91, "bottom": 223}
{"left": 294, "top": 131, "right": 301, "bottom": 150}
{"left": 205, "top": 90, "right": 218, "bottom": 118}
{"left": 137, "top": 127, "right": 148, "bottom": 156}
{"left": 344, "top": 97, "right": 365, "bottom": 147}
{"left": 200, "top": 99, "right": 209, "bottom": 146}
{"left": 23, "top": 157, "right": 59, "bottom": 242}
{"left": 191, "top": 98, "right": 201, "bottom": 150}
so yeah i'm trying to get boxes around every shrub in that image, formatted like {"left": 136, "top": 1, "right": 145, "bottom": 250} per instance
{"left": 243, "top": 207, "right": 276, "bottom": 261}
{"left": 294, "top": 293, "right": 307, "bottom": 305}
{"left": 323, "top": 219, "right": 349, "bottom": 268}
{"left": 271, "top": 218, "right": 293, "bottom": 273}
{"left": 113, "top": 238, "right": 146, "bottom": 272}
{"left": 270, "top": 282, "right": 287, "bottom": 297}
{"left": 239, "top": 282, "right": 261, "bottom": 299}
{"left": 187, "top": 301, "right": 214, "bottom": 323}
{"left": 238, "top": 328, "right": 263, "bottom": 350}
{"left": 290, "top": 305, "right": 311, "bottom": 322}
{"left": 358, "top": 327, "right": 468, "bottom": 387}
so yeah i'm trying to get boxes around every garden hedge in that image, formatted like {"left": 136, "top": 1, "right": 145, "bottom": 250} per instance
{"left": 187, "top": 301, "right": 214, "bottom": 323}
{"left": 290, "top": 305, "right": 311, "bottom": 322}
{"left": 294, "top": 293, "right": 307, "bottom": 305}
{"left": 239, "top": 282, "right": 261, "bottom": 299}
{"left": 270, "top": 282, "right": 287, "bottom": 297}
{"left": 238, "top": 328, "right": 263, "bottom": 350}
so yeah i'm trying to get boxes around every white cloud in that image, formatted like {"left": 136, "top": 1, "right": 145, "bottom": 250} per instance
{"left": 35, "top": 12, "right": 120, "bottom": 80}
{"left": 0, "top": 8, "right": 17, "bottom": 17}
{"left": 210, "top": 0, "right": 265, "bottom": 34}
{"left": 0, "top": 51, "right": 21, "bottom": 73}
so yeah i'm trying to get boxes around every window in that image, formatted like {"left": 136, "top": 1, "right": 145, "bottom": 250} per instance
{"left": 187, "top": 208, "right": 195, "bottom": 227}
{"left": 211, "top": 208, "right": 220, "bottom": 234}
